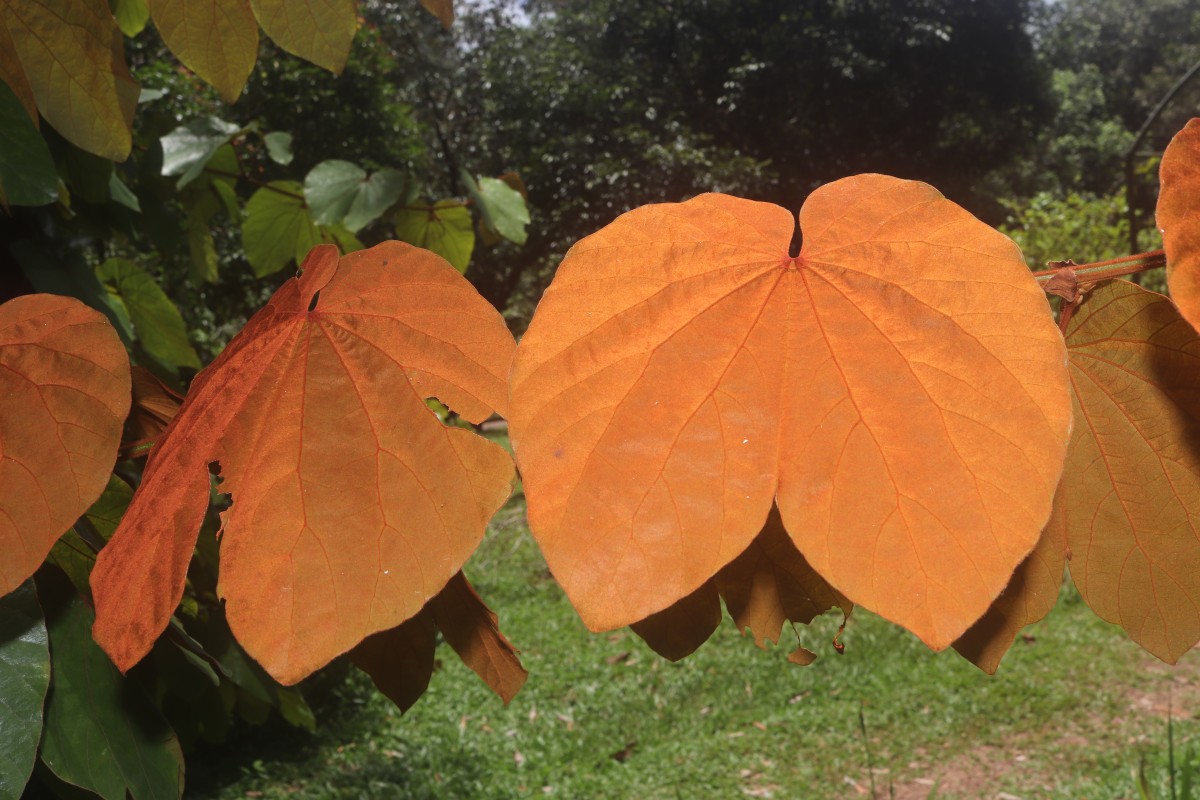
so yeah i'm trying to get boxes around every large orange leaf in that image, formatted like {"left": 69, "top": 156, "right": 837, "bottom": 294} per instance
{"left": 91, "top": 242, "right": 516, "bottom": 684}
{"left": 0, "top": 0, "right": 139, "bottom": 160}
{"left": 1052, "top": 279, "right": 1200, "bottom": 663}
{"left": 0, "top": 294, "right": 130, "bottom": 596}
{"left": 1160, "top": 117, "right": 1200, "bottom": 331}
{"left": 509, "top": 174, "right": 1072, "bottom": 650}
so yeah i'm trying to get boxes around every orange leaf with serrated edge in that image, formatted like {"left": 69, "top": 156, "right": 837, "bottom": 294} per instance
{"left": 91, "top": 242, "right": 516, "bottom": 684}
{"left": 150, "top": 0, "right": 258, "bottom": 103}
{"left": 509, "top": 174, "right": 1072, "bottom": 651}
{"left": 952, "top": 501, "right": 1066, "bottom": 674}
{"left": 249, "top": 0, "right": 357, "bottom": 74}
{"left": 1160, "top": 118, "right": 1200, "bottom": 332}
{"left": 429, "top": 572, "right": 527, "bottom": 704}
{"left": 0, "top": 0, "right": 139, "bottom": 160}
{"left": 1052, "top": 280, "right": 1200, "bottom": 663}
{"left": 715, "top": 506, "right": 851, "bottom": 650}
{"left": 0, "top": 294, "right": 130, "bottom": 596}
{"left": 630, "top": 580, "right": 722, "bottom": 661}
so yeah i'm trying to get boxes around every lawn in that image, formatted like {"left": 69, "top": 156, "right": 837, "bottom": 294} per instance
{"left": 188, "top": 494, "right": 1197, "bottom": 799}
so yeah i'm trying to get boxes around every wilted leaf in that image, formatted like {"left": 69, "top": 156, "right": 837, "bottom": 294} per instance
{"left": 395, "top": 200, "right": 474, "bottom": 272}
{"left": 630, "top": 580, "right": 722, "bottom": 662}
{"left": 305, "top": 159, "right": 407, "bottom": 232}
{"left": 1052, "top": 279, "right": 1200, "bottom": 663}
{"left": 150, "top": 0, "right": 257, "bottom": 103}
{"left": 263, "top": 130, "right": 293, "bottom": 165}
{"left": 0, "top": 294, "right": 130, "bottom": 597}
{"left": 429, "top": 572, "right": 526, "bottom": 704}
{"left": 92, "top": 242, "right": 516, "bottom": 684}
{"left": 715, "top": 507, "right": 850, "bottom": 649}
{"left": 111, "top": 0, "right": 150, "bottom": 36}
{"left": 96, "top": 258, "right": 202, "bottom": 375}
{"left": 462, "top": 169, "right": 529, "bottom": 245}
{"left": 509, "top": 175, "right": 1072, "bottom": 650}
{"left": 418, "top": 0, "right": 452, "bottom": 28}
{"left": 160, "top": 116, "right": 241, "bottom": 188}
{"left": 1160, "top": 118, "right": 1200, "bottom": 333}
{"left": 0, "top": 81, "right": 55, "bottom": 206}
{"left": 0, "top": 582, "right": 49, "bottom": 800}
{"left": 123, "top": 366, "right": 183, "bottom": 454}
{"left": 351, "top": 607, "right": 437, "bottom": 714}
{"left": 952, "top": 507, "right": 1066, "bottom": 674}
{"left": 39, "top": 580, "right": 184, "bottom": 800}
{"left": 242, "top": 180, "right": 321, "bottom": 276}
{"left": 0, "top": 0, "right": 139, "bottom": 160}
{"left": 249, "top": 0, "right": 357, "bottom": 74}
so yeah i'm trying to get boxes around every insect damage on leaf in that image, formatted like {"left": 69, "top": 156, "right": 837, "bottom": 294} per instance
{"left": 509, "top": 173, "right": 1073, "bottom": 654}
{"left": 91, "top": 241, "right": 519, "bottom": 690}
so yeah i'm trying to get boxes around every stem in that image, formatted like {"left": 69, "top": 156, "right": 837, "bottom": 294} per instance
{"left": 1034, "top": 249, "right": 1166, "bottom": 285}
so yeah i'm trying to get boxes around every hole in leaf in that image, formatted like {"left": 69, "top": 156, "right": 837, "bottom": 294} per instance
{"left": 308, "top": 290, "right": 321, "bottom": 312}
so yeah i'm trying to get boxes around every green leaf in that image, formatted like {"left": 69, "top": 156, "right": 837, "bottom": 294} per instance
{"left": 96, "top": 258, "right": 202, "bottom": 373}
{"left": 304, "top": 159, "right": 407, "bottom": 232}
{"left": 461, "top": 169, "right": 530, "bottom": 245}
{"left": 160, "top": 116, "right": 240, "bottom": 188}
{"left": 187, "top": 216, "right": 219, "bottom": 285}
{"left": 49, "top": 476, "right": 135, "bottom": 595}
{"left": 0, "top": 582, "right": 50, "bottom": 800}
{"left": 242, "top": 180, "right": 321, "bottom": 276}
{"left": 11, "top": 241, "right": 135, "bottom": 346}
{"left": 59, "top": 140, "right": 114, "bottom": 204}
{"left": 110, "top": 0, "right": 150, "bottom": 36}
{"left": 319, "top": 223, "right": 364, "bottom": 254}
{"left": 108, "top": 172, "right": 141, "bottom": 212}
{"left": 39, "top": 586, "right": 184, "bottom": 800}
{"left": 395, "top": 200, "right": 475, "bottom": 272}
{"left": 0, "top": 81, "right": 57, "bottom": 207}
{"left": 148, "top": 0, "right": 258, "bottom": 103}
{"left": 263, "top": 131, "right": 294, "bottom": 165}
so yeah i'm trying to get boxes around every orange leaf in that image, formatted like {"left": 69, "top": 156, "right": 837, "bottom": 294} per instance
{"left": 122, "top": 366, "right": 182, "bottom": 455}
{"left": 91, "top": 242, "right": 516, "bottom": 684}
{"left": 0, "top": 294, "right": 130, "bottom": 596}
{"left": 1053, "top": 279, "right": 1200, "bottom": 663}
{"left": 952, "top": 506, "right": 1066, "bottom": 674}
{"left": 428, "top": 572, "right": 527, "bottom": 704}
{"left": 715, "top": 506, "right": 850, "bottom": 649}
{"left": 350, "top": 606, "right": 437, "bottom": 714}
{"left": 509, "top": 174, "right": 1072, "bottom": 650}
{"left": 629, "top": 579, "right": 722, "bottom": 661}
{"left": 1160, "top": 118, "right": 1200, "bottom": 331}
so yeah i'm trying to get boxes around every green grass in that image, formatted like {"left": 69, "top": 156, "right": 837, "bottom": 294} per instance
{"left": 188, "top": 497, "right": 1199, "bottom": 799}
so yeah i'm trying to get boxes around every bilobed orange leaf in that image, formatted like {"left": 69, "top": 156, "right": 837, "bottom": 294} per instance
{"left": 509, "top": 174, "right": 1072, "bottom": 651}
{"left": 91, "top": 242, "right": 516, "bottom": 684}
{"left": 715, "top": 507, "right": 850, "bottom": 651}
{"left": 249, "top": 0, "right": 357, "bottom": 74}
{"left": 0, "top": 294, "right": 130, "bottom": 596}
{"left": 952, "top": 504, "right": 1066, "bottom": 674}
{"left": 428, "top": 572, "right": 527, "bottom": 704}
{"left": 0, "top": 0, "right": 139, "bottom": 160}
{"left": 629, "top": 580, "right": 722, "bottom": 661}
{"left": 150, "top": 0, "right": 258, "bottom": 103}
{"left": 1160, "top": 118, "right": 1200, "bottom": 331}
{"left": 1052, "top": 279, "right": 1200, "bottom": 663}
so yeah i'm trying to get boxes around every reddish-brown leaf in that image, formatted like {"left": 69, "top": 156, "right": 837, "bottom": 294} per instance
{"left": 509, "top": 174, "right": 1072, "bottom": 650}
{"left": 0, "top": 294, "right": 130, "bottom": 596}
{"left": 1160, "top": 118, "right": 1200, "bottom": 332}
{"left": 350, "top": 606, "right": 437, "bottom": 714}
{"left": 715, "top": 507, "right": 851, "bottom": 649}
{"left": 122, "top": 366, "right": 182, "bottom": 455}
{"left": 629, "top": 579, "right": 722, "bottom": 661}
{"left": 91, "top": 242, "right": 516, "bottom": 684}
{"left": 1053, "top": 279, "right": 1200, "bottom": 663}
{"left": 428, "top": 572, "right": 527, "bottom": 704}
{"left": 952, "top": 503, "right": 1066, "bottom": 674}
